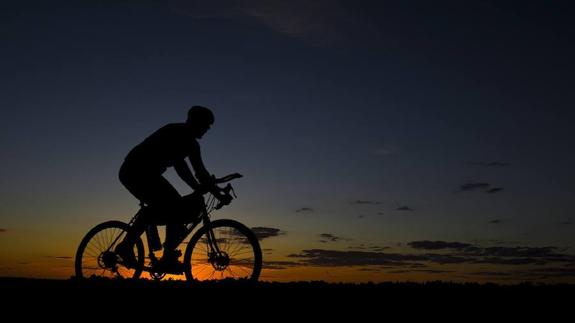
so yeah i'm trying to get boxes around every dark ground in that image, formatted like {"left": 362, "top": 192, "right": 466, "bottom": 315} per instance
{"left": 1, "top": 277, "right": 572, "bottom": 318}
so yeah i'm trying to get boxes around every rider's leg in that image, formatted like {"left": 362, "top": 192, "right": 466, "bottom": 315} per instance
{"left": 116, "top": 163, "right": 157, "bottom": 266}
{"left": 142, "top": 176, "right": 183, "bottom": 259}
{"left": 164, "top": 223, "right": 186, "bottom": 253}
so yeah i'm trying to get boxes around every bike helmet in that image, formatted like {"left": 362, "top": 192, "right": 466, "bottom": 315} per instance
{"left": 187, "top": 105, "right": 214, "bottom": 125}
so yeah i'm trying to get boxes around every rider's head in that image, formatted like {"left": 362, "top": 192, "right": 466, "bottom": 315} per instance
{"left": 187, "top": 105, "right": 214, "bottom": 139}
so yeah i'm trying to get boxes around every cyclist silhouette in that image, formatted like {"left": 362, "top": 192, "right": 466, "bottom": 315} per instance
{"left": 115, "top": 106, "right": 231, "bottom": 271}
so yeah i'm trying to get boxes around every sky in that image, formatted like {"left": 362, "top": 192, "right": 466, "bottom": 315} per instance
{"left": 1, "top": 0, "right": 575, "bottom": 283}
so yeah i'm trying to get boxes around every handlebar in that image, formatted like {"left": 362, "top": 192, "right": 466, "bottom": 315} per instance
{"left": 200, "top": 173, "right": 243, "bottom": 210}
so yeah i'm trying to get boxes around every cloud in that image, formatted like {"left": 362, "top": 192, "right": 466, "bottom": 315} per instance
{"left": 396, "top": 206, "right": 414, "bottom": 211}
{"left": 0, "top": 228, "right": 6, "bottom": 233}
{"left": 469, "top": 271, "right": 513, "bottom": 277}
{"left": 173, "top": 0, "right": 354, "bottom": 46}
{"left": 475, "top": 257, "right": 545, "bottom": 265}
{"left": 459, "top": 182, "right": 491, "bottom": 191}
{"left": 287, "top": 241, "right": 575, "bottom": 270}
{"left": 250, "top": 227, "right": 286, "bottom": 240}
{"left": 406, "top": 241, "right": 575, "bottom": 266}
{"left": 263, "top": 260, "right": 301, "bottom": 270}
{"left": 387, "top": 269, "right": 450, "bottom": 274}
{"left": 171, "top": 0, "right": 386, "bottom": 47}
{"left": 358, "top": 267, "right": 385, "bottom": 272}
{"left": 526, "top": 267, "right": 575, "bottom": 278}
{"left": 473, "top": 246, "right": 564, "bottom": 258}
{"left": 288, "top": 249, "right": 426, "bottom": 267}
{"left": 263, "top": 248, "right": 274, "bottom": 255}
{"left": 370, "top": 246, "right": 390, "bottom": 252}
{"left": 348, "top": 244, "right": 389, "bottom": 252}
{"left": 489, "top": 219, "right": 502, "bottom": 224}
{"left": 408, "top": 241, "right": 474, "bottom": 250}
{"left": 350, "top": 200, "right": 381, "bottom": 205}
{"left": 55, "top": 256, "right": 72, "bottom": 259}
{"left": 238, "top": 0, "right": 353, "bottom": 46}
{"left": 467, "top": 162, "right": 511, "bottom": 167}
{"left": 319, "top": 233, "right": 344, "bottom": 243}
{"left": 295, "top": 207, "right": 314, "bottom": 213}
{"left": 423, "top": 254, "right": 470, "bottom": 264}
{"left": 409, "top": 241, "right": 567, "bottom": 259}
{"left": 459, "top": 182, "right": 505, "bottom": 194}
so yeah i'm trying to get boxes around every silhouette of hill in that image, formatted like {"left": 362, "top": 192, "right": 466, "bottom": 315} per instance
{"left": 1, "top": 276, "right": 572, "bottom": 316}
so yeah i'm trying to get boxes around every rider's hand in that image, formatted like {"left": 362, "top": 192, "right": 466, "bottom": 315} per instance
{"left": 217, "top": 193, "right": 233, "bottom": 205}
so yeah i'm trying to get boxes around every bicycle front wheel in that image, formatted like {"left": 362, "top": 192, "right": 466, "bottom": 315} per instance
{"left": 75, "top": 220, "right": 145, "bottom": 279}
{"left": 184, "top": 219, "right": 262, "bottom": 282}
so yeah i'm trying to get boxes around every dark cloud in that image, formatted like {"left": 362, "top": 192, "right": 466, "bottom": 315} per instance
{"left": 527, "top": 267, "right": 575, "bottom": 278}
{"left": 408, "top": 241, "right": 575, "bottom": 266}
{"left": 469, "top": 271, "right": 513, "bottom": 277}
{"left": 348, "top": 245, "right": 365, "bottom": 250}
{"left": 370, "top": 246, "right": 390, "bottom": 252}
{"left": 396, "top": 206, "right": 414, "bottom": 211}
{"left": 263, "top": 260, "right": 301, "bottom": 270}
{"left": 410, "top": 241, "right": 566, "bottom": 259}
{"left": 318, "top": 233, "right": 343, "bottom": 243}
{"left": 172, "top": 0, "right": 359, "bottom": 46}
{"left": 467, "top": 162, "right": 511, "bottom": 167}
{"left": 473, "top": 246, "right": 564, "bottom": 258}
{"left": 287, "top": 241, "right": 575, "bottom": 270}
{"left": 250, "top": 227, "right": 286, "bottom": 240}
{"left": 459, "top": 182, "right": 491, "bottom": 191}
{"left": 358, "top": 267, "right": 385, "bottom": 272}
{"left": 287, "top": 249, "right": 425, "bottom": 267}
{"left": 348, "top": 244, "right": 388, "bottom": 252}
{"left": 295, "top": 207, "right": 314, "bottom": 213}
{"left": 475, "top": 257, "right": 545, "bottom": 265}
{"left": 55, "top": 256, "right": 72, "bottom": 259}
{"left": 386, "top": 270, "right": 412, "bottom": 274}
{"left": 489, "top": 219, "right": 502, "bottom": 224}
{"left": 459, "top": 182, "right": 505, "bottom": 194}
{"left": 424, "top": 254, "right": 470, "bottom": 264}
{"left": 0, "top": 228, "right": 6, "bottom": 233}
{"left": 350, "top": 200, "right": 381, "bottom": 205}
{"left": 387, "top": 269, "right": 450, "bottom": 274}
{"left": 408, "top": 241, "right": 474, "bottom": 250}
{"left": 377, "top": 212, "right": 385, "bottom": 215}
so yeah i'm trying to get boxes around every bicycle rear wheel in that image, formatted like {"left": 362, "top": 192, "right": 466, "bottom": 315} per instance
{"left": 75, "top": 220, "right": 145, "bottom": 279}
{"left": 184, "top": 219, "right": 262, "bottom": 282}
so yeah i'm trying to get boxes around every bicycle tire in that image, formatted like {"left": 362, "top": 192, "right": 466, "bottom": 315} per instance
{"left": 183, "top": 219, "right": 262, "bottom": 282}
{"left": 75, "top": 220, "right": 145, "bottom": 279}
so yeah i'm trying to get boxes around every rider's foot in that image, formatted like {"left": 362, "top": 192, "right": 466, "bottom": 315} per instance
{"left": 156, "top": 250, "right": 183, "bottom": 274}
{"left": 115, "top": 241, "right": 138, "bottom": 268}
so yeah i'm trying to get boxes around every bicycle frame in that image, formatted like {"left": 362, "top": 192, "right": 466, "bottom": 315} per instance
{"left": 133, "top": 191, "right": 224, "bottom": 273}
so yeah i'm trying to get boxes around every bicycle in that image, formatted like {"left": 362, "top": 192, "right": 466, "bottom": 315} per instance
{"left": 74, "top": 173, "right": 262, "bottom": 282}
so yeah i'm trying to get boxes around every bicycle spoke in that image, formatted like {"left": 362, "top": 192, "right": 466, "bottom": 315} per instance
{"left": 187, "top": 221, "right": 261, "bottom": 282}
{"left": 77, "top": 222, "right": 142, "bottom": 280}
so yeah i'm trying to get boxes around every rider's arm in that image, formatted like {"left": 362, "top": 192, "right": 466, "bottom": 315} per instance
{"left": 188, "top": 144, "right": 212, "bottom": 185}
{"left": 174, "top": 159, "right": 200, "bottom": 190}
{"left": 188, "top": 147, "right": 230, "bottom": 203}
